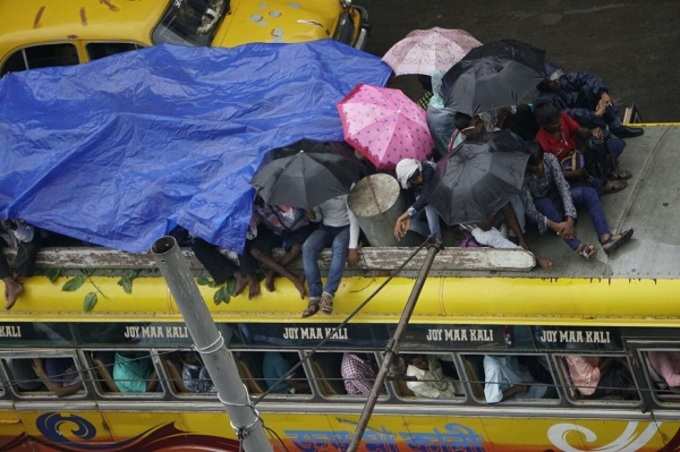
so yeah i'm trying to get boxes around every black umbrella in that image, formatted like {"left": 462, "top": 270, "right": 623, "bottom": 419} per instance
{"left": 448, "top": 39, "right": 546, "bottom": 77}
{"left": 429, "top": 130, "right": 530, "bottom": 225}
{"left": 251, "top": 140, "right": 364, "bottom": 209}
{"left": 440, "top": 57, "right": 545, "bottom": 116}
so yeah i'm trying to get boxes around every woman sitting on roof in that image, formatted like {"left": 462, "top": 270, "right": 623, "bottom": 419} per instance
{"left": 522, "top": 144, "right": 633, "bottom": 259}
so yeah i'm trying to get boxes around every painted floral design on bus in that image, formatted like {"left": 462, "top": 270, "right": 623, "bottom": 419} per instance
{"left": 0, "top": 413, "right": 240, "bottom": 451}
{"left": 548, "top": 421, "right": 661, "bottom": 452}
{"left": 285, "top": 418, "right": 484, "bottom": 451}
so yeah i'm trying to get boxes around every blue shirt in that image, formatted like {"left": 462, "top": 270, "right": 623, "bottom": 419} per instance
{"left": 262, "top": 352, "right": 291, "bottom": 393}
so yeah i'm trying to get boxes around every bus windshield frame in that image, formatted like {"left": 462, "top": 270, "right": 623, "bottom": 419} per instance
{"left": 152, "top": 0, "right": 230, "bottom": 47}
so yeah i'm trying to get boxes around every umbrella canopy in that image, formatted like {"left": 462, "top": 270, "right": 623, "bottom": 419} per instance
{"left": 382, "top": 27, "right": 482, "bottom": 76}
{"left": 337, "top": 84, "right": 433, "bottom": 171}
{"left": 429, "top": 131, "right": 530, "bottom": 225}
{"left": 251, "top": 140, "right": 362, "bottom": 209}
{"left": 441, "top": 57, "right": 544, "bottom": 116}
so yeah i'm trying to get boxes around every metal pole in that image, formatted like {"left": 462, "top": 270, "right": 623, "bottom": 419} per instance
{"left": 347, "top": 243, "right": 441, "bottom": 452}
{"left": 152, "top": 236, "right": 272, "bottom": 452}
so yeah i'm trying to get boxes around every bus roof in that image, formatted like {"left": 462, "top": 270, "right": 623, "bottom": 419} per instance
{"left": 0, "top": 0, "right": 167, "bottom": 58}
{"left": 1, "top": 126, "right": 679, "bottom": 326}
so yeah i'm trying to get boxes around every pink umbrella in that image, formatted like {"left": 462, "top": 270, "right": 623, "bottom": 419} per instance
{"left": 382, "top": 27, "right": 482, "bottom": 76}
{"left": 337, "top": 84, "right": 433, "bottom": 171}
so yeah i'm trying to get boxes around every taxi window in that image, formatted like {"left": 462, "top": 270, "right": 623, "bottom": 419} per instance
{"left": 1, "top": 50, "right": 27, "bottom": 76}
{"left": 25, "top": 44, "right": 79, "bottom": 70}
{"left": 152, "top": 0, "right": 229, "bottom": 46}
{"left": 87, "top": 43, "right": 140, "bottom": 61}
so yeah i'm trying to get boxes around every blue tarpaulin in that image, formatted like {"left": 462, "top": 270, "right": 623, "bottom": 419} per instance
{"left": 0, "top": 41, "right": 391, "bottom": 253}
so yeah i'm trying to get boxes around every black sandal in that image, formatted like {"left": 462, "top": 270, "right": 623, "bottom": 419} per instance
{"left": 602, "top": 229, "right": 634, "bottom": 254}
{"left": 301, "top": 298, "right": 320, "bottom": 318}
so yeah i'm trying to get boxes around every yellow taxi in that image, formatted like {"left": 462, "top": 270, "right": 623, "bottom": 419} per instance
{"left": 0, "top": 0, "right": 368, "bottom": 76}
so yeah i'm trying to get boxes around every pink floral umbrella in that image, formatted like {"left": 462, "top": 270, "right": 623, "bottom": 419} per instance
{"left": 382, "top": 27, "right": 482, "bottom": 76}
{"left": 337, "top": 84, "right": 433, "bottom": 171}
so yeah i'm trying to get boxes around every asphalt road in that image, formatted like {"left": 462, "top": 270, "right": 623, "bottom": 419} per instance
{"left": 357, "top": 0, "right": 680, "bottom": 121}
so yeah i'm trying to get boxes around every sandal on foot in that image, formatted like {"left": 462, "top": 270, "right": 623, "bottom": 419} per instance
{"left": 602, "top": 229, "right": 634, "bottom": 254}
{"left": 301, "top": 298, "right": 320, "bottom": 318}
{"left": 610, "top": 169, "right": 633, "bottom": 180}
{"left": 320, "top": 292, "right": 334, "bottom": 314}
{"left": 602, "top": 180, "right": 627, "bottom": 195}
{"left": 576, "top": 243, "right": 597, "bottom": 260}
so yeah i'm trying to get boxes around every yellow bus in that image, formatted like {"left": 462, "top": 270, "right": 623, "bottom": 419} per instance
{"left": 0, "top": 124, "right": 679, "bottom": 451}
{"left": 0, "top": 0, "right": 368, "bottom": 77}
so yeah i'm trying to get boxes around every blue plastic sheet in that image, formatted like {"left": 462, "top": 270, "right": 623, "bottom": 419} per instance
{"left": 0, "top": 41, "right": 391, "bottom": 253}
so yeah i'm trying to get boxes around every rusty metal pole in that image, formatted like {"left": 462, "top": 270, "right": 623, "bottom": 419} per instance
{"left": 347, "top": 243, "right": 441, "bottom": 452}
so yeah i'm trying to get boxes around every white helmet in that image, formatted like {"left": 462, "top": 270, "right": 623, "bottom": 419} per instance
{"left": 395, "top": 158, "right": 422, "bottom": 190}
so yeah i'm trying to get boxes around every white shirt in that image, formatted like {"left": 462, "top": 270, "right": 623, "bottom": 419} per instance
{"left": 483, "top": 355, "right": 547, "bottom": 403}
{"left": 406, "top": 357, "right": 460, "bottom": 399}
{"left": 312, "top": 194, "right": 360, "bottom": 249}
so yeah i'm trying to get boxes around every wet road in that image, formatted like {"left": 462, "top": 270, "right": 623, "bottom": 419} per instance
{"left": 357, "top": 0, "right": 680, "bottom": 121}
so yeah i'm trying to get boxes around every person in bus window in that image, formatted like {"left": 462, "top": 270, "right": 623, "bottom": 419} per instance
{"left": 113, "top": 352, "right": 157, "bottom": 393}
{"left": 262, "top": 351, "right": 294, "bottom": 394}
{"left": 405, "top": 355, "right": 460, "bottom": 399}
{"left": 32, "top": 357, "right": 82, "bottom": 397}
{"left": 164, "top": 352, "right": 215, "bottom": 393}
{"left": 647, "top": 351, "right": 680, "bottom": 388}
{"left": 564, "top": 355, "right": 635, "bottom": 399}
{"left": 483, "top": 355, "right": 546, "bottom": 403}
{"left": 341, "top": 353, "right": 376, "bottom": 396}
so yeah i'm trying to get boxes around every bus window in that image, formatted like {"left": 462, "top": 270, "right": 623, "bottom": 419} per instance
{"left": 3, "top": 357, "right": 84, "bottom": 398}
{"left": 86, "top": 43, "right": 140, "bottom": 61}
{"left": 464, "top": 354, "right": 557, "bottom": 404}
{"left": 393, "top": 353, "right": 464, "bottom": 401}
{"left": 235, "top": 351, "right": 310, "bottom": 396}
{"left": 560, "top": 355, "right": 638, "bottom": 402}
{"left": 85, "top": 351, "right": 161, "bottom": 396}
{"left": 161, "top": 351, "right": 216, "bottom": 395}
{"left": 643, "top": 350, "right": 680, "bottom": 401}
{"left": 309, "top": 352, "right": 384, "bottom": 398}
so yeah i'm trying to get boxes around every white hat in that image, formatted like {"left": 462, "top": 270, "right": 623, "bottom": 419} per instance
{"left": 395, "top": 158, "right": 422, "bottom": 190}
{"left": 548, "top": 68, "right": 564, "bottom": 81}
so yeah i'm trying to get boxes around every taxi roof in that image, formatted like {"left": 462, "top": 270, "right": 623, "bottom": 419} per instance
{"left": 0, "top": 0, "right": 169, "bottom": 59}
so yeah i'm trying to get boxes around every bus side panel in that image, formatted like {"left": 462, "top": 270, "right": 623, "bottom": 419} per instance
{"left": 0, "top": 408, "right": 26, "bottom": 450}
{"left": 480, "top": 416, "right": 680, "bottom": 451}
{"left": 11, "top": 409, "right": 112, "bottom": 449}
{"left": 101, "top": 410, "right": 182, "bottom": 440}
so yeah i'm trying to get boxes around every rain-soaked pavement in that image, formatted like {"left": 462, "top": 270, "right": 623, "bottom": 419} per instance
{"left": 357, "top": 0, "right": 680, "bottom": 121}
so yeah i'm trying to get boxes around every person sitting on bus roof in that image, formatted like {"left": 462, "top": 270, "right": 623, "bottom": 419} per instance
{"left": 113, "top": 351, "right": 158, "bottom": 393}
{"left": 1, "top": 220, "right": 40, "bottom": 310}
{"left": 405, "top": 355, "right": 460, "bottom": 399}
{"left": 248, "top": 199, "right": 314, "bottom": 298}
{"left": 563, "top": 355, "right": 635, "bottom": 399}
{"left": 190, "top": 236, "right": 256, "bottom": 299}
{"left": 522, "top": 144, "right": 634, "bottom": 259}
{"left": 535, "top": 102, "right": 630, "bottom": 193}
{"left": 536, "top": 65, "right": 643, "bottom": 139}
{"left": 341, "top": 353, "right": 376, "bottom": 396}
{"left": 647, "top": 351, "right": 680, "bottom": 389}
{"left": 394, "top": 158, "right": 443, "bottom": 244}
{"left": 31, "top": 357, "right": 82, "bottom": 397}
{"left": 301, "top": 193, "right": 360, "bottom": 318}
{"left": 483, "top": 355, "right": 546, "bottom": 403}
